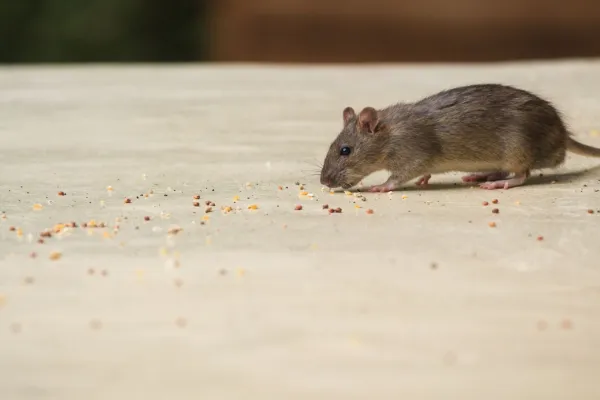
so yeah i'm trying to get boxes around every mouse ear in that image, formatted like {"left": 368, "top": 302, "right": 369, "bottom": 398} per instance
{"left": 358, "top": 107, "right": 379, "bottom": 134}
{"left": 343, "top": 107, "right": 356, "bottom": 126}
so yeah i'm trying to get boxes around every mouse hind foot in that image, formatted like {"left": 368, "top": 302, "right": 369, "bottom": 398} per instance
{"left": 479, "top": 171, "right": 530, "bottom": 190}
{"left": 462, "top": 172, "right": 509, "bottom": 183}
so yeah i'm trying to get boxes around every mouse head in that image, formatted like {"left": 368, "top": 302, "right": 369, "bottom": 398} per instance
{"left": 320, "top": 106, "right": 386, "bottom": 189}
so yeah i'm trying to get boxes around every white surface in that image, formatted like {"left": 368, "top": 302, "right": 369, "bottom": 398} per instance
{"left": 1, "top": 61, "right": 600, "bottom": 399}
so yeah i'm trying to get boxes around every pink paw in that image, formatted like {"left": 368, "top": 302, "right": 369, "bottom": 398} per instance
{"left": 416, "top": 174, "right": 432, "bottom": 186}
{"left": 479, "top": 181, "right": 509, "bottom": 190}
{"left": 368, "top": 183, "right": 397, "bottom": 193}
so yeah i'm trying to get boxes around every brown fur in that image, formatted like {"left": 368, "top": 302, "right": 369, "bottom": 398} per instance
{"left": 320, "top": 84, "right": 600, "bottom": 190}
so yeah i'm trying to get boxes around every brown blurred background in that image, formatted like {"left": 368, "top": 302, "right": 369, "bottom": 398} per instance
{"left": 2, "top": 0, "right": 600, "bottom": 63}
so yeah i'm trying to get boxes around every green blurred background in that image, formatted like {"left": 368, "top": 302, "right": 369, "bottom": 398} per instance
{"left": 0, "top": 0, "right": 207, "bottom": 63}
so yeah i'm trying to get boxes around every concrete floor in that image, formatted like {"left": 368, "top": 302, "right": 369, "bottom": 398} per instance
{"left": 1, "top": 61, "right": 600, "bottom": 399}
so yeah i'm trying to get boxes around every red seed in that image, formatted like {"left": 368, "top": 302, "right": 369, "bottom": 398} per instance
{"left": 58, "top": 191, "right": 66, "bottom": 196}
{"left": 537, "top": 236, "right": 544, "bottom": 241}
{"left": 587, "top": 209, "right": 594, "bottom": 214}
{"left": 492, "top": 208, "right": 499, "bottom": 214}
{"left": 294, "top": 205, "right": 303, "bottom": 211}
{"left": 193, "top": 202, "right": 200, "bottom": 207}
{"left": 124, "top": 198, "right": 132, "bottom": 204}
{"left": 322, "top": 204, "right": 329, "bottom": 209}
{"left": 193, "top": 195, "right": 200, "bottom": 200}
{"left": 492, "top": 199, "right": 499, "bottom": 204}
{"left": 144, "top": 216, "right": 150, "bottom": 221}
{"left": 8, "top": 226, "right": 15, "bottom": 231}
{"left": 482, "top": 201, "right": 489, "bottom": 206}
{"left": 366, "top": 209, "right": 374, "bottom": 214}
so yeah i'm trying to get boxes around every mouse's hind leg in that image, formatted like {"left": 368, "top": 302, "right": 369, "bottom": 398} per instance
{"left": 462, "top": 171, "right": 509, "bottom": 183}
{"left": 479, "top": 170, "right": 530, "bottom": 190}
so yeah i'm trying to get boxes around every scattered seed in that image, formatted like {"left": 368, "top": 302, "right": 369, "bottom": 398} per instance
{"left": 205, "top": 206, "right": 213, "bottom": 213}
{"left": 124, "top": 198, "right": 132, "bottom": 204}
{"left": 33, "top": 203, "right": 43, "bottom": 211}
{"left": 101, "top": 270, "right": 108, "bottom": 277}
{"left": 175, "top": 317, "right": 187, "bottom": 328}
{"left": 144, "top": 216, "right": 151, "bottom": 221}
{"left": 482, "top": 201, "right": 489, "bottom": 206}
{"left": 335, "top": 207, "right": 342, "bottom": 213}
{"left": 247, "top": 204, "right": 258, "bottom": 210}
{"left": 193, "top": 202, "right": 200, "bottom": 207}
{"left": 30, "top": 252, "right": 37, "bottom": 258}
{"left": 537, "top": 236, "right": 544, "bottom": 241}
{"left": 587, "top": 209, "right": 594, "bottom": 214}
{"left": 57, "top": 191, "right": 66, "bottom": 196}
{"left": 49, "top": 251, "right": 62, "bottom": 261}
{"left": 366, "top": 209, "right": 374, "bottom": 214}
{"left": 193, "top": 195, "right": 200, "bottom": 200}
{"left": 322, "top": 204, "right": 329, "bottom": 209}
{"left": 294, "top": 205, "right": 303, "bottom": 211}
{"left": 492, "top": 199, "right": 499, "bottom": 204}
{"left": 492, "top": 208, "right": 499, "bottom": 214}
{"left": 10, "top": 323, "right": 22, "bottom": 334}
{"left": 9, "top": 226, "right": 15, "bottom": 232}
{"left": 560, "top": 319, "right": 573, "bottom": 330}
{"left": 89, "top": 319, "right": 102, "bottom": 330}
{"left": 488, "top": 222, "right": 496, "bottom": 228}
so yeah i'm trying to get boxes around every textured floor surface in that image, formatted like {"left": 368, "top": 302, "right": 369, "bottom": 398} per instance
{"left": 1, "top": 61, "right": 600, "bottom": 399}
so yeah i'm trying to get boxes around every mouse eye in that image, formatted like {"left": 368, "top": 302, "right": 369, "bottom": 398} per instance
{"left": 340, "top": 146, "right": 351, "bottom": 156}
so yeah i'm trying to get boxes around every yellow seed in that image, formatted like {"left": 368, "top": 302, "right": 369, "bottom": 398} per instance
{"left": 247, "top": 204, "right": 258, "bottom": 210}
{"left": 0, "top": 295, "right": 6, "bottom": 308}
{"left": 202, "top": 215, "right": 210, "bottom": 221}
{"left": 16, "top": 228, "right": 23, "bottom": 237}
{"left": 401, "top": 195, "right": 408, "bottom": 199}
{"left": 102, "top": 232, "right": 111, "bottom": 239}
{"left": 354, "top": 204, "right": 361, "bottom": 209}
{"left": 49, "top": 251, "right": 62, "bottom": 261}
{"left": 54, "top": 224, "right": 65, "bottom": 233}
{"left": 222, "top": 206, "right": 233, "bottom": 213}
{"left": 233, "top": 195, "right": 240, "bottom": 202}
{"left": 299, "top": 191, "right": 309, "bottom": 196}
{"left": 32, "top": 203, "right": 43, "bottom": 211}
{"left": 344, "top": 191, "right": 352, "bottom": 196}
{"left": 106, "top": 186, "right": 114, "bottom": 191}
{"left": 88, "top": 220, "right": 97, "bottom": 228}
{"left": 236, "top": 268, "right": 246, "bottom": 277}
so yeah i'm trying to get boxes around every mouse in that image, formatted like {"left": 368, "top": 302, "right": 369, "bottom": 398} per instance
{"left": 319, "top": 83, "right": 600, "bottom": 191}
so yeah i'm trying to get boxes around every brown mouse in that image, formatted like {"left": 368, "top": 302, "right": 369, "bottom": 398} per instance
{"left": 320, "top": 83, "right": 600, "bottom": 191}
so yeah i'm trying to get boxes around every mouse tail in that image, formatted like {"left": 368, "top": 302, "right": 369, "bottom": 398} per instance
{"left": 566, "top": 136, "right": 600, "bottom": 158}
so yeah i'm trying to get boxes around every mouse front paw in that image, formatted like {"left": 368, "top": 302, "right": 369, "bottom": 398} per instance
{"left": 368, "top": 182, "right": 399, "bottom": 192}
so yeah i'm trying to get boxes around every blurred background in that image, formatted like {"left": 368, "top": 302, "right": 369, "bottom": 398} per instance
{"left": 2, "top": 0, "right": 600, "bottom": 64}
